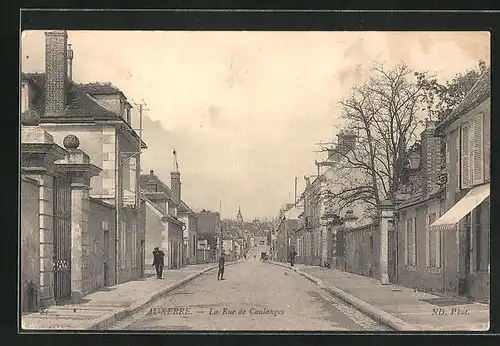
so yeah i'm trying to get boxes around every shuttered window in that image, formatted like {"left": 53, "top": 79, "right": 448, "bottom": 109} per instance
{"left": 472, "top": 113, "right": 484, "bottom": 185}
{"left": 406, "top": 217, "right": 416, "bottom": 266}
{"left": 460, "top": 124, "right": 471, "bottom": 189}
{"left": 427, "top": 212, "right": 441, "bottom": 268}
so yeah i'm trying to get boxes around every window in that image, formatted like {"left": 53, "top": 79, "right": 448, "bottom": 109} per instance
{"left": 406, "top": 217, "right": 417, "bottom": 266}
{"left": 129, "top": 157, "right": 137, "bottom": 195}
{"left": 460, "top": 124, "right": 471, "bottom": 189}
{"left": 458, "top": 113, "right": 485, "bottom": 189}
{"left": 369, "top": 235, "right": 374, "bottom": 254}
{"left": 21, "top": 82, "right": 29, "bottom": 113}
{"left": 121, "top": 158, "right": 130, "bottom": 191}
{"left": 427, "top": 212, "right": 441, "bottom": 268}
{"left": 472, "top": 113, "right": 484, "bottom": 185}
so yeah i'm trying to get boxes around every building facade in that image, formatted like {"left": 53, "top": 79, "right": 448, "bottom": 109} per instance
{"left": 430, "top": 69, "right": 490, "bottom": 302}
{"left": 21, "top": 30, "right": 147, "bottom": 307}
{"left": 394, "top": 69, "right": 490, "bottom": 302}
{"left": 20, "top": 118, "right": 114, "bottom": 309}
{"left": 140, "top": 170, "right": 186, "bottom": 269}
{"left": 196, "top": 211, "right": 221, "bottom": 262}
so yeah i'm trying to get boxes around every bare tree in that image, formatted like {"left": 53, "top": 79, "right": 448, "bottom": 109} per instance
{"left": 322, "top": 62, "right": 424, "bottom": 217}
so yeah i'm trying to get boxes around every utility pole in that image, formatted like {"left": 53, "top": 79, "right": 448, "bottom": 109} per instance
{"left": 294, "top": 176, "right": 298, "bottom": 207}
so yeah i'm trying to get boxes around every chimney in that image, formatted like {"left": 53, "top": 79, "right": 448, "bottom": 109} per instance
{"left": 67, "top": 44, "right": 73, "bottom": 80}
{"left": 45, "top": 30, "right": 68, "bottom": 117}
{"left": 171, "top": 171, "right": 181, "bottom": 203}
{"left": 421, "top": 120, "right": 443, "bottom": 196}
{"left": 150, "top": 170, "right": 154, "bottom": 177}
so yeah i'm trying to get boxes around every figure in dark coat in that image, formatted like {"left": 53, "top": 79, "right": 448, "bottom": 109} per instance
{"left": 289, "top": 249, "right": 297, "bottom": 267}
{"left": 152, "top": 247, "right": 165, "bottom": 279}
{"left": 217, "top": 251, "right": 226, "bottom": 280}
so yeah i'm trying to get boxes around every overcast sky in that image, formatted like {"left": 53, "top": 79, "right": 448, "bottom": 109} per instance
{"left": 21, "top": 31, "right": 490, "bottom": 220}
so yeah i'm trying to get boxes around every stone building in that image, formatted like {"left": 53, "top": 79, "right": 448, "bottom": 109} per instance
{"left": 394, "top": 120, "right": 447, "bottom": 292}
{"left": 393, "top": 69, "right": 490, "bottom": 302}
{"left": 140, "top": 170, "right": 186, "bottom": 269}
{"left": 430, "top": 69, "right": 490, "bottom": 302}
{"left": 277, "top": 205, "right": 301, "bottom": 263}
{"left": 21, "top": 30, "right": 147, "bottom": 309}
{"left": 20, "top": 112, "right": 115, "bottom": 310}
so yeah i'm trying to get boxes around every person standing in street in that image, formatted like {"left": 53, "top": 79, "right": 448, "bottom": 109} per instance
{"left": 217, "top": 251, "right": 226, "bottom": 280}
{"left": 152, "top": 247, "right": 165, "bottom": 279}
{"left": 289, "top": 248, "right": 297, "bottom": 267}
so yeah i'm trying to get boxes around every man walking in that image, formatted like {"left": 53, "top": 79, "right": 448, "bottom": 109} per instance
{"left": 152, "top": 247, "right": 165, "bottom": 279}
{"left": 289, "top": 248, "right": 297, "bottom": 267}
{"left": 217, "top": 251, "right": 226, "bottom": 280}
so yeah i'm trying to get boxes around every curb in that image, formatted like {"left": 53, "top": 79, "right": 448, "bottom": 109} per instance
{"left": 86, "top": 262, "right": 241, "bottom": 330}
{"left": 269, "top": 261, "right": 420, "bottom": 332}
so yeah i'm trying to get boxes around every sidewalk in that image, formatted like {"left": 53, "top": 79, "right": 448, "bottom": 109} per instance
{"left": 271, "top": 261, "right": 489, "bottom": 332}
{"left": 21, "top": 263, "right": 220, "bottom": 331}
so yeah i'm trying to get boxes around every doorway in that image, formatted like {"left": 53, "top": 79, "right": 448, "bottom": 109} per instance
{"left": 459, "top": 217, "right": 472, "bottom": 296}
{"left": 388, "top": 228, "right": 397, "bottom": 283}
{"left": 103, "top": 230, "right": 109, "bottom": 286}
{"left": 140, "top": 240, "right": 145, "bottom": 277}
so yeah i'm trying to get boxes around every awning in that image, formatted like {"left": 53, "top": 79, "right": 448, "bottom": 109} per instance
{"left": 430, "top": 183, "right": 490, "bottom": 231}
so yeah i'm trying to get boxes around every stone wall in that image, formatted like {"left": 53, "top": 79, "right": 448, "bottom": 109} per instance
{"left": 117, "top": 205, "right": 145, "bottom": 284}
{"left": 20, "top": 177, "right": 41, "bottom": 311}
{"left": 145, "top": 201, "right": 164, "bottom": 266}
{"left": 345, "top": 223, "right": 380, "bottom": 278}
{"left": 88, "top": 198, "right": 116, "bottom": 291}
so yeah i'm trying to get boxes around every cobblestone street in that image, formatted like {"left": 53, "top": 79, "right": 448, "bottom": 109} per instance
{"left": 107, "top": 246, "right": 389, "bottom": 331}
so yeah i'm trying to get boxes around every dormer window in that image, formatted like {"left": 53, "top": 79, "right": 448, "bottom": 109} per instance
{"left": 126, "top": 107, "right": 131, "bottom": 124}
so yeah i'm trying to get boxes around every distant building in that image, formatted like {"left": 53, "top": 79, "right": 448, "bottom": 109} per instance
{"left": 196, "top": 211, "right": 221, "bottom": 262}
{"left": 140, "top": 170, "right": 186, "bottom": 269}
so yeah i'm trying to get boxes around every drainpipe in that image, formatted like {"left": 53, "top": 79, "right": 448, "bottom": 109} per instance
{"left": 114, "top": 126, "right": 120, "bottom": 285}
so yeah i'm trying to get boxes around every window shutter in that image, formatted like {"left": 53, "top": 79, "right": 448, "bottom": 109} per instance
{"left": 472, "top": 113, "right": 484, "bottom": 185}
{"left": 461, "top": 124, "right": 471, "bottom": 189}
{"left": 130, "top": 157, "right": 137, "bottom": 194}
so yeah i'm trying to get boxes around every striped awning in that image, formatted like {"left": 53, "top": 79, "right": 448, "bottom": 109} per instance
{"left": 430, "top": 183, "right": 490, "bottom": 232}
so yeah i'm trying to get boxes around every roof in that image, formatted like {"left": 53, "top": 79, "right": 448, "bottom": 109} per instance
{"left": 395, "top": 188, "right": 444, "bottom": 211}
{"left": 23, "top": 73, "right": 119, "bottom": 119}
{"left": 139, "top": 174, "right": 174, "bottom": 199}
{"left": 78, "top": 82, "right": 127, "bottom": 99}
{"left": 139, "top": 173, "right": 197, "bottom": 216}
{"left": 144, "top": 197, "right": 184, "bottom": 226}
{"left": 284, "top": 206, "right": 302, "bottom": 220}
{"left": 437, "top": 68, "right": 491, "bottom": 130}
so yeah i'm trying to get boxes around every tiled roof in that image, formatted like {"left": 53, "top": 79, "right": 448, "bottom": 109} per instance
{"left": 78, "top": 82, "right": 127, "bottom": 99}
{"left": 438, "top": 68, "right": 491, "bottom": 129}
{"left": 23, "top": 73, "right": 120, "bottom": 119}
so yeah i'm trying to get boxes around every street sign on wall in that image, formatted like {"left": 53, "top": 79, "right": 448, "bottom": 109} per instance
{"left": 197, "top": 239, "right": 208, "bottom": 250}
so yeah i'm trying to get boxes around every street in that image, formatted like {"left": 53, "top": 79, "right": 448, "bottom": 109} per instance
{"left": 107, "top": 246, "right": 390, "bottom": 331}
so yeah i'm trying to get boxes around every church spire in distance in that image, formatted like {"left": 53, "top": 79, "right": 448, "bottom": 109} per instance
{"left": 236, "top": 206, "right": 243, "bottom": 225}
